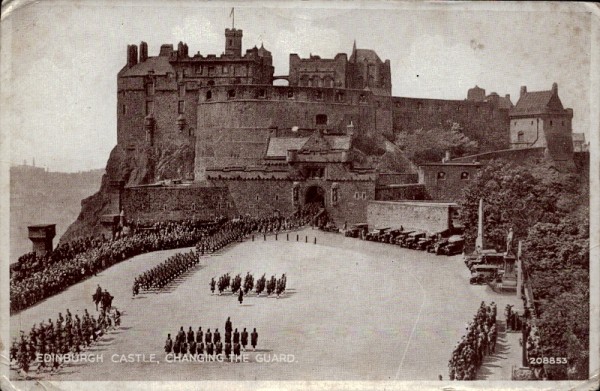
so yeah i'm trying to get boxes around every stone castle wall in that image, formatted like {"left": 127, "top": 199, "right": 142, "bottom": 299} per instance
{"left": 367, "top": 201, "right": 456, "bottom": 233}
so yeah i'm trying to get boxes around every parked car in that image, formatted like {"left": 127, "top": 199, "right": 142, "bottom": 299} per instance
{"left": 438, "top": 235, "right": 465, "bottom": 255}
{"left": 366, "top": 227, "right": 390, "bottom": 241}
{"left": 345, "top": 223, "right": 368, "bottom": 238}
{"left": 394, "top": 230, "right": 415, "bottom": 245}
{"left": 470, "top": 265, "right": 503, "bottom": 284}
{"left": 404, "top": 231, "right": 426, "bottom": 248}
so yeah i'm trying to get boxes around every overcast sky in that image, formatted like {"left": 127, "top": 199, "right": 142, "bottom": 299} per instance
{"left": 0, "top": 1, "right": 595, "bottom": 172}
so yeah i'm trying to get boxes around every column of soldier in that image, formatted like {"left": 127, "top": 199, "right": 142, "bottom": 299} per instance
{"left": 132, "top": 250, "right": 198, "bottom": 295}
{"left": 211, "top": 273, "right": 287, "bottom": 298}
{"left": 164, "top": 317, "right": 259, "bottom": 361}
{"left": 448, "top": 301, "right": 498, "bottom": 381}
{"left": 10, "top": 305, "right": 121, "bottom": 377}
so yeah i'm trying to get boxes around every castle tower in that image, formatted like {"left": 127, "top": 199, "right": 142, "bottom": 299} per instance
{"left": 225, "top": 28, "right": 243, "bottom": 57}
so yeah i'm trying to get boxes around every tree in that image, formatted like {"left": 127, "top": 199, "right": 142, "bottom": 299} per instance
{"left": 459, "top": 160, "right": 561, "bottom": 252}
{"left": 395, "top": 121, "right": 479, "bottom": 164}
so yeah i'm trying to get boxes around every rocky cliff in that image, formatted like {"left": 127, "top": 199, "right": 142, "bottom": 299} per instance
{"left": 60, "top": 143, "right": 195, "bottom": 243}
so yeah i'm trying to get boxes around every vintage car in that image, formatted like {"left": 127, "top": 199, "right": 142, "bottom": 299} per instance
{"left": 320, "top": 221, "right": 339, "bottom": 233}
{"left": 344, "top": 223, "right": 368, "bottom": 238}
{"left": 436, "top": 235, "right": 465, "bottom": 255}
{"left": 379, "top": 228, "right": 402, "bottom": 243}
{"left": 465, "top": 250, "right": 504, "bottom": 269}
{"left": 366, "top": 227, "right": 390, "bottom": 241}
{"left": 403, "top": 231, "right": 427, "bottom": 248}
{"left": 393, "top": 230, "right": 415, "bottom": 245}
{"left": 416, "top": 234, "right": 437, "bottom": 251}
{"left": 470, "top": 264, "right": 503, "bottom": 284}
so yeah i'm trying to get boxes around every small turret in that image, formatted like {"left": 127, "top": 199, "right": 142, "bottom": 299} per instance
{"left": 520, "top": 86, "right": 527, "bottom": 98}
{"left": 552, "top": 82, "right": 558, "bottom": 95}
{"left": 127, "top": 44, "right": 138, "bottom": 68}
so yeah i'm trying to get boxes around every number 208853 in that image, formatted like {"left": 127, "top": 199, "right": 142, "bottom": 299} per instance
{"left": 529, "top": 357, "right": 568, "bottom": 365}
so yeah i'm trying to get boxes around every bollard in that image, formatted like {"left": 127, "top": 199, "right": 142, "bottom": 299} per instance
{"left": 276, "top": 234, "right": 278, "bottom": 241}
{"left": 305, "top": 236, "right": 308, "bottom": 243}
{"left": 264, "top": 234, "right": 266, "bottom": 241}
{"left": 287, "top": 233, "right": 289, "bottom": 241}
{"left": 314, "top": 237, "right": 316, "bottom": 244}
{"left": 296, "top": 234, "right": 299, "bottom": 242}
{"left": 252, "top": 235, "right": 254, "bottom": 242}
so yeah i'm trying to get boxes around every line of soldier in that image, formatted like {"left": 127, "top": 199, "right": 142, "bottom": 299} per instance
{"left": 132, "top": 250, "right": 198, "bottom": 295}
{"left": 10, "top": 217, "right": 224, "bottom": 314}
{"left": 211, "top": 273, "right": 287, "bottom": 298}
{"left": 164, "top": 318, "right": 258, "bottom": 361}
{"left": 448, "top": 301, "right": 497, "bottom": 381}
{"left": 10, "top": 306, "right": 120, "bottom": 377}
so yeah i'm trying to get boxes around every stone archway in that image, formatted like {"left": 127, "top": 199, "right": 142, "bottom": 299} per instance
{"left": 305, "top": 185, "right": 325, "bottom": 206}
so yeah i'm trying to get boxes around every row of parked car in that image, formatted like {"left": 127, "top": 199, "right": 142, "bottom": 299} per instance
{"left": 344, "top": 224, "right": 465, "bottom": 255}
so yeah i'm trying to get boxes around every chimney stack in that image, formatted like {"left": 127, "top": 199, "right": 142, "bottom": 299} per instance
{"left": 520, "top": 86, "right": 527, "bottom": 98}
{"left": 552, "top": 82, "right": 558, "bottom": 95}
{"left": 127, "top": 44, "right": 138, "bottom": 68}
{"left": 505, "top": 94, "right": 510, "bottom": 100}
{"left": 139, "top": 41, "right": 148, "bottom": 62}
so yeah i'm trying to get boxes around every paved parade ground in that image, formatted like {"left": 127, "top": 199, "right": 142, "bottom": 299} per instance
{"left": 10, "top": 228, "right": 521, "bottom": 381}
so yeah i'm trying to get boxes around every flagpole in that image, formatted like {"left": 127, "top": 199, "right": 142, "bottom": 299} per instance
{"left": 232, "top": 8, "right": 235, "bottom": 29}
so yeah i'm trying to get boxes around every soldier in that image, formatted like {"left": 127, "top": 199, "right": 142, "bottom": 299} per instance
{"left": 205, "top": 328, "right": 212, "bottom": 345}
{"left": 238, "top": 289, "right": 244, "bottom": 305}
{"left": 241, "top": 328, "right": 249, "bottom": 351}
{"left": 233, "top": 342, "right": 241, "bottom": 360}
{"left": 225, "top": 317, "right": 232, "bottom": 333}
{"left": 173, "top": 338, "right": 181, "bottom": 358}
{"left": 197, "top": 340, "right": 204, "bottom": 356}
{"left": 251, "top": 328, "right": 258, "bottom": 351}
{"left": 215, "top": 340, "right": 223, "bottom": 356}
{"left": 177, "top": 326, "right": 185, "bottom": 344}
{"left": 189, "top": 339, "right": 197, "bottom": 356}
{"left": 214, "top": 328, "right": 221, "bottom": 344}
{"left": 233, "top": 328, "right": 240, "bottom": 345}
{"left": 180, "top": 340, "right": 188, "bottom": 357}
{"left": 224, "top": 342, "right": 232, "bottom": 361}
{"left": 225, "top": 329, "right": 232, "bottom": 345}
{"left": 206, "top": 341, "right": 214, "bottom": 356}
{"left": 196, "top": 327, "right": 203, "bottom": 344}
{"left": 165, "top": 333, "right": 173, "bottom": 354}
{"left": 187, "top": 326, "right": 195, "bottom": 344}
{"left": 210, "top": 277, "right": 216, "bottom": 294}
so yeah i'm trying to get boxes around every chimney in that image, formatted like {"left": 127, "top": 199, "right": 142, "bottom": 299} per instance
{"left": 139, "top": 41, "right": 148, "bottom": 62}
{"left": 552, "top": 82, "right": 558, "bottom": 95}
{"left": 520, "top": 86, "right": 527, "bottom": 98}
{"left": 505, "top": 94, "right": 510, "bottom": 101}
{"left": 127, "top": 44, "right": 138, "bottom": 68}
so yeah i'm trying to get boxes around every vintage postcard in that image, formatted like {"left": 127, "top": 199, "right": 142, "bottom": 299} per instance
{"left": 1, "top": 1, "right": 598, "bottom": 390}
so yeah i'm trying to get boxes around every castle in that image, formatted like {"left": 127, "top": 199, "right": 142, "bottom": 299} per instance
{"left": 89, "top": 24, "right": 576, "bottom": 231}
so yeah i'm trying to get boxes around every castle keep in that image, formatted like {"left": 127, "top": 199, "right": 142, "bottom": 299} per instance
{"left": 112, "top": 26, "right": 575, "bottom": 226}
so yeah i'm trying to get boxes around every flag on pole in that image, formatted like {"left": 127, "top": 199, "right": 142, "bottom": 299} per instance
{"left": 230, "top": 7, "right": 235, "bottom": 28}
{"left": 230, "top": 7, "right": 234, "bottom": 17}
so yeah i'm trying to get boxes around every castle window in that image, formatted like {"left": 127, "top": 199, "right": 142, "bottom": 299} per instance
{"left": 359, "top": 94, "right": 367, "bottom": 103}
{"left": 354, "top": 191, "right": 359, "bottom": 199}
{"left": 208, "top": 66, "right": 215, "bottom": 76}
{"left": 288, "top": 90, "right": 295, "bottom": 99}
{"left": 223, "top": 65, "right": 229, "bottom": 74}
{"left": 331, "top": 187, "right": 339, "bottom": 204}
{"left": 179, "top": 84, "right": 185, "bottom": 97}
{"left": 178, "top": 100, "right": 185, "bottom": 114}
{"left": 208, "top": 80, "right": 215, "bottom": 86}
{"left": 196, "top": 66, "right": 202, "bottom": 74}
{"left": 517, "top": 131, "right": 524, "bottom": 142}
{"left": 227, "top": 89, "right": 236, "bottom": 99}
{"left": 146, "top": 82, "right": 154, "bottom": 96}
{"left": 229, "top": 39, "right": 233, "bottom": 46}
{"left": 315, "top": 90, "right": 323, "bottom": 101}
{"left": 206, "top": 90, "right": 212, "bottom": 100}
{"left": 256, "top": 195, "right": 259, "bottom": 201}
{"left": 275, "top": 195, "right": 279, "bottom": 201}
{"left": 550, "top": 120, "right": 553, "bottom": 126}
{"left": 145, "top": 101, "right": 154, "bottom": 115}
{"left": 122, "top": 104, "right": 127, "bottom": 115}
{"left": 460, "top": 172, "right": 470, "bottom": 180}
{"left": 361, "top": 192, "right": 366, "bottom": 200}
{"left": 258, "top": 89, "right": 266, "bottom": 99}
{"left": 531, "top": 120, "right": 534, "bottom": 125}
{"left": 316, "top": 114, "right": 328, "bottom": 126}
{"left": 335, "top": 91, "right": 345, "bottom": 102}
{"left": 189, "top": 127, "right": 194, "bottom": 137}
{"left": 437, "top": 171, "right": 446, "bottom": 180}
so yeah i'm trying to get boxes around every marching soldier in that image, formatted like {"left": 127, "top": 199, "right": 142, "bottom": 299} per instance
{"left": 225, "top": 317, "right": 232, "bottom": 333}
{"left": 215, "top": 340, "right": 223, "bottom": 356}
{"left": 173, "top": 338, "right": 181, "bottom": 358}
{"left": 233, "top": 328, "right": 240, "bottom": 345}
{"left": 224, "top": 342, "right": 231, "bottom": 361}
{"left": 164, "top": 334, "right": 173, "bottom": 353}
{"left": 206, "top": 341, "right": 214, "bottom": 356}
{"left": 214, "top": 328, "right": 221, "bottom": 344}
{"left": 233, "top": 342, "right": 241, "bottom": 360}
{"left": 187, "top": 327, "right": 195, "bottom": 344}
{"left": 177, "top": 326, "right": 185, "bottom": 344}
{"left": 225, "top": 329, "right": 232, "bottom": 345}
{"left": 196, "top": 327, "right": 203, "bottom": 344}
{"left": 251, "top": 328, "right": 258, "bottom": 351}
{"left": 205, "top": 328, "right": 212, "bottom": 345}
{"left": 241, "top": 328, "right": 249, "bottom": 351}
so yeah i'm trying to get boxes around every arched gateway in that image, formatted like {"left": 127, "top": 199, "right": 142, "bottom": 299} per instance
{"left": 305, "top": 185, "right": 325, "bottom": 206}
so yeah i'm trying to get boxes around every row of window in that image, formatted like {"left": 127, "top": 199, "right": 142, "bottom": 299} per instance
{"left": 205, "top": 89, "right": 364, "bottom": 103}
{"left": 354, "top": 191, "right": 367, "bottom": 200}
{"left": 136, "top": 100, "right": 186, "bottom": 115}
{"left": 437, "top": 172, "right": 470, "bottom": 180}
{"left": 513, "top": 120, "right": 565, "bottom": 127}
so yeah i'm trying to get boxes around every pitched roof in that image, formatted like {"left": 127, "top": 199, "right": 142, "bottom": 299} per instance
{"left": 350, "top": 49, "right": 382, "bottom": 63}
{"left": 265, "top": 137, "right": 308, "bottom": 158}
{"left": 121, "top": 56, "right": 175, "bottom": 77}
{"left": 511, "top": 90, "right": 563, "bottom": 115}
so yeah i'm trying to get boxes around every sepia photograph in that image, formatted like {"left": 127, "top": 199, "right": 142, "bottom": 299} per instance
{"left": 1, "top": 1, "right": 598, "bottom": 390}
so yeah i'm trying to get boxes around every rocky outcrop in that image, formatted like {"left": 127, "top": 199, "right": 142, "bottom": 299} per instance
{"left": 60, "top": 143, "right": 195, "bottom": 243}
